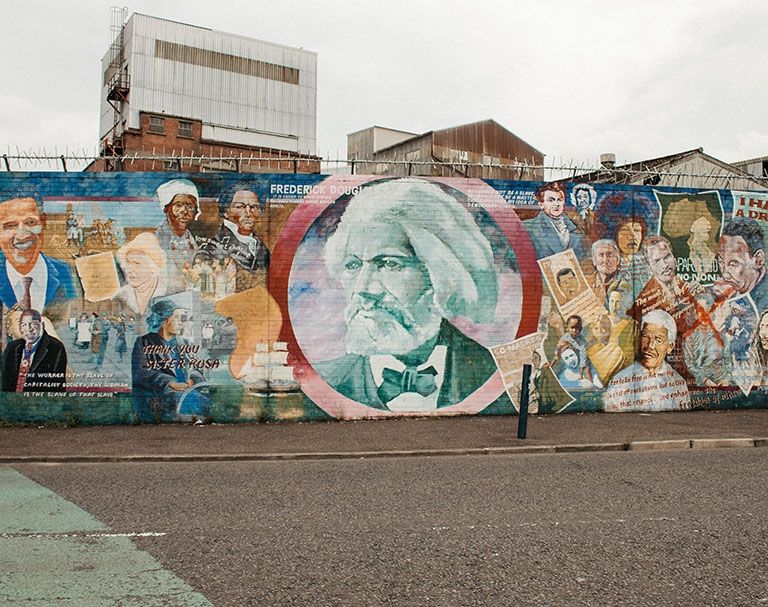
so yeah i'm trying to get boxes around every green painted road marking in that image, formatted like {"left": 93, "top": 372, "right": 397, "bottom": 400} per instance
{"left": 0, "top": 466, "right": 107, "bottom": 535}
{"left": 0, "top": 467, "right": 212, "bottom": 606}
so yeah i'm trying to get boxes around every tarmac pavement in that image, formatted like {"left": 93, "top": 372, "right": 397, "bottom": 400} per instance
{"left": 1, "top": 409, "right": 767, "bottom": 463}
{"left": 2, "top": 412, "right": 768, "bottom": 605}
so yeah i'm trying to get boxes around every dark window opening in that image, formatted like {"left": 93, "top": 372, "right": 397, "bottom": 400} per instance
{"left": 148, "top": 115, "right": 165, "bottom": 134}
{"left": 178, "top": 121, "right": 194, "bottom": 138}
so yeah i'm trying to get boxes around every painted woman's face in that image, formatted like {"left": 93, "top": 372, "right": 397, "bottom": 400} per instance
{"left": 616, "top": 222, "right": 643, "bottom": 255}
{"left": 166, "top": 194, "right": 197, "bottom": 233}
{"left": 759, "top": 313, "right": 768, "bottom": 349}
{"left": 123, "top": 251, "right": 158, "bottom": 287}
{"left": 561, "top": 348, "right": 579, "bottom": 370}
{"left": 575, "top": 189, "right": 591, "bottom": 210}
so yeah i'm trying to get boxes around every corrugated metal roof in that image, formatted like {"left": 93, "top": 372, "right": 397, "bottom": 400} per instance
{"left": 372, "top": 132, "right": 432, "bottom": 155}
{"left": 360, "top": 119, "right": 545, "bottom": 161}
{"left": 570, "top": 148, "right": 704, "bottom": 183}
{"left": 433, "top": 119, "right": 545, "bottom": 158}
{"left": 732, "top": 154, "right": 768, "bottom": 166}
{"left": 432, "top": 120, "right": 544, "bottom": 162}
{"left": 568, "top": 148, "right": 765, "bottom": 188}
{"left": 347, "top": 125, "right": 419, "bottom": 138}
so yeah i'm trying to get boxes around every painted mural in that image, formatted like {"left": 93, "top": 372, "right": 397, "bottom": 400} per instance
{"left": 0, "top": 173, "right": 766, "bottom": 424}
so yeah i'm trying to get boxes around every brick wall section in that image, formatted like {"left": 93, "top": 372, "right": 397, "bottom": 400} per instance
{"left": 88, "top": 113, "right": 320, "bottom": 173}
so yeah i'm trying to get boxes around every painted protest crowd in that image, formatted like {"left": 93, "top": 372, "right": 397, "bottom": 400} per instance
{"left": 1, "top": 173, "right": 767, "bottom": 424}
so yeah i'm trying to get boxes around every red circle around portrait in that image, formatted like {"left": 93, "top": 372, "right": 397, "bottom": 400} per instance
{"left": 269, "top": 176, "right": 542, "bottom": 419}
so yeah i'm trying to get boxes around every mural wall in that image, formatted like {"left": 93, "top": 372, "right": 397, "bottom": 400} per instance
{"left": 1, "top": 173, "right": 766, "bottom": 424}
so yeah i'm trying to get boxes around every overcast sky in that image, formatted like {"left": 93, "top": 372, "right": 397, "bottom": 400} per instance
{"left": 2, "top": 0, "right": 766, "bottom": 171}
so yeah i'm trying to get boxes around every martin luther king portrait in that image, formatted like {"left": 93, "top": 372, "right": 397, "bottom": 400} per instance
{"left": 314, "top": 178, "right": 504, "bottom": 412}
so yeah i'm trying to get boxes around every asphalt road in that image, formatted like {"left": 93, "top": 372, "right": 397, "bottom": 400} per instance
{"left": 12, "top": 449, "right": 768, "bottom": 606}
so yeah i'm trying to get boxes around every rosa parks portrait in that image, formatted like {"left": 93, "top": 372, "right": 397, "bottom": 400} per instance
{"left": 291, "top": 178, "right": 513, "bottom": 412}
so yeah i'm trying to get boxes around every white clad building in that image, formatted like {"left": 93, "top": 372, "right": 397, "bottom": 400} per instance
{"left": 96, "top": 12, "right": 318, "bottom": 172}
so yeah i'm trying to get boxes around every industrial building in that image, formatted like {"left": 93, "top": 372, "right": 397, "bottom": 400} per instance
{"left": 732, "top": 154, "right": 768, "bottom": 180}
{"left": 87, "top": 10, "right": 319, "bottom": 173}
{"left": 346, "top": 119, "right": 545, "bottom": 180}
{"left": 570, "top": 148, "right": 767, "bottom": 190}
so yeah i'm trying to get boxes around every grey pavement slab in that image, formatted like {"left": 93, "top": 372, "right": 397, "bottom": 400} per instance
{"left": 629, "top": 439, "right": 692, "bottom": 451}
{"left": 0, "top": 409, "right": 766, "bottom": 460}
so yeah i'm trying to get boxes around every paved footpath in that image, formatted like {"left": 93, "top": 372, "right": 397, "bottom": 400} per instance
{"left": 0, "top": 467, "right": 211, "bottom": 606}
{"left": 0, "top": 409, "right": 767, "bottom": 462}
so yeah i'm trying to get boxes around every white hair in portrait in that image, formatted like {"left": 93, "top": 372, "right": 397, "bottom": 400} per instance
{"left": 324, "top": 178, "right": 498, "bottom": 323}
{"left": 641, "top": 309, "right": 677, "bottom": 343}
{"left": 324, "top": 178, "right": 499, "bottom": 356}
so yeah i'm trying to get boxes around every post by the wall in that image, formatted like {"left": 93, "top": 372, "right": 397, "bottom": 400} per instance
{"left": 517, "top": 364, "right": 532, "bottom": 439}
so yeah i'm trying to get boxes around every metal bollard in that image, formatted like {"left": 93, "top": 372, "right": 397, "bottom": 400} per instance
{"left": 517, "top": 363, "right": 532, "bottom": 439}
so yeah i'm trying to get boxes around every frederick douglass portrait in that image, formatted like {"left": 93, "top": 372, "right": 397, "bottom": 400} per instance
{"left": 314, "top": 178, "right": 504, "bottom": 412}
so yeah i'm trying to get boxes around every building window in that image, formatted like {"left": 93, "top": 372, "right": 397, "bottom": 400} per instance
{"left": 148, "top": 115, "right": 165, "bottom": 134}
{"left": 178, "top": 120, "right": 194, "bottom": 138}
{"left": 155, "top": 39, "right": 300, "bottom": 85}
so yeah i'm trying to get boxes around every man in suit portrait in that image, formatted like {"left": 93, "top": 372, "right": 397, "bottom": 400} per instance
{"left": 2, "top": 308, "right": 67, "bottom": 392}
{"left": 523, "top": 182, "right": 584, "bottom": 259}
{"left": 0, "top": 187, "right": 76, "bottom": 316}
{"left": 315, "top": 177, "right": 504, "bottom": 412}
{"left": 716, "top": 216, "right": 768, "bottom": 312}
{"left": 631, "top": 236, "right": 699, "bottom": 332}
{"left": 199, "top": 181, "right": 270, "bottom": 291}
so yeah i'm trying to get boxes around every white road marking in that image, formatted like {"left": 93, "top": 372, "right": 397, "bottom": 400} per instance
{"left": 427, "top": 514, "right": 759, "bottom": 531}
{"left": 0, "top": 531, "right": 167, "bottom": 539}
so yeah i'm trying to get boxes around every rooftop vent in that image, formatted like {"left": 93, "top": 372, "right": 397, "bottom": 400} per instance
{"left": 600, "top": 153, "right": 616, "bottom": 169}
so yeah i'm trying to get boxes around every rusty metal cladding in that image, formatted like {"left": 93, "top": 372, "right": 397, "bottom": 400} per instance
{"left": 431, "top": 120, "right": 544, "bottom": 166}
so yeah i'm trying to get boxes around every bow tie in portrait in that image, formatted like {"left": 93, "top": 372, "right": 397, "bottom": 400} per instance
{"left": 377, "top": 366, "right": 438, "bottom": 404}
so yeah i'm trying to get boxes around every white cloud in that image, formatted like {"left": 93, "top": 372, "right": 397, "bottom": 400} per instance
{"left": 2, "top": 0, "right": 766, "bottom": 170}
